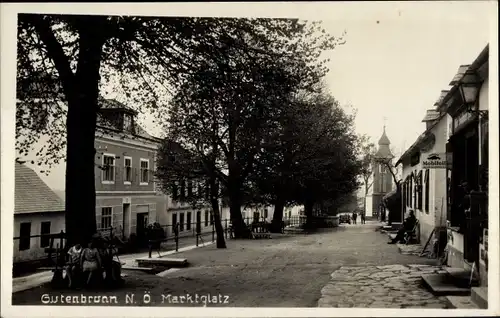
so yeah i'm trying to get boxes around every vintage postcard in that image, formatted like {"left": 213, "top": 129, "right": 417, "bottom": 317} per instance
{"left": 1, "top": 1, "right": 498, "bottom": 317}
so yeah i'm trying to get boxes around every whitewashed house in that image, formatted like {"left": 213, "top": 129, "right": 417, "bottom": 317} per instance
{"left": 396, "top": 107, "right": 450, "bottom": 247}
{"left": 13, "top": 163, "right": 66, "bottom": 264}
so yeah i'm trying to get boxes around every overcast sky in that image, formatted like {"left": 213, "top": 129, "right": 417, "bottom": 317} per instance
{"left": 9, "top": 2, "right": 493, "bottom": 191}
{"left": 322, "top": 7, "right": 490, "bottom": 156}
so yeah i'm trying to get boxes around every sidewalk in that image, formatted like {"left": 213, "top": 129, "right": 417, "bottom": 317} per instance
{"left": 12, "top": 240, "right": 214, "bottom": 293}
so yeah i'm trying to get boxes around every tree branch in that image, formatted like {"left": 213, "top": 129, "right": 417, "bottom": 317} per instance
{"left": 25, "top": 15, "right": 75, "bottom": 95}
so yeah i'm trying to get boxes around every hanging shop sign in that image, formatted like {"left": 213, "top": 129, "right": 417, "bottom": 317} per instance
{"left": 453, "top": 107, "right": 476, "bottom": 134}
{"left": 422, "top": 153, "right": 448, "bottom": 169}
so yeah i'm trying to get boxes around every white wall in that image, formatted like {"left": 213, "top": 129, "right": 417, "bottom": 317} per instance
{"left": 13, "top": 212, "right": 65, "bottom": 263}
{"left": 365, "top": 195, "right": 373, "bottom": 217}
{"left": 401, "top": 114, "right": 449, "bottom": 244}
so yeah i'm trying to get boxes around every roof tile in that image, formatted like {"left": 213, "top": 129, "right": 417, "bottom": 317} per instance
{"left": 15, "top": 163, "right": 65, "bottom": 214}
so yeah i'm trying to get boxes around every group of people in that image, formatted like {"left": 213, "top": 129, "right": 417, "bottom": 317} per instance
{"left": 64, "top": 234, "right": 123, "bottom": 289}
{"left": 351, "top": 210, "right": 366, "bottom": 224}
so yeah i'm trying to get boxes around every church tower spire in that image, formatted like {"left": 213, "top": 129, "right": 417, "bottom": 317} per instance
{"left": 375, "top": 123, "right": 393, "bottom": 158}
{"left": 369, "top": 122, "right": 394, "bottom": 220}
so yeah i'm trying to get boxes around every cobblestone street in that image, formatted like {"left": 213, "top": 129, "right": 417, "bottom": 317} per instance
{"left": 318, "top": 264, "right": 450, "bottom": 308}
{"left": 12, "top": 221, "right": 451, "bottom": 308}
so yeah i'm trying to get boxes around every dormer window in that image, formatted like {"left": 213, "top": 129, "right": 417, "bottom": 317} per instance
{"left": 123, "top": 114, "right": 133, "bottom": 132}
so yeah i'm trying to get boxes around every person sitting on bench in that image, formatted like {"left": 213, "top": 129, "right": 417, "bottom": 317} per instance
{"left": 81, "top": 239, "right": 102, "bottom": 287}
{"left": 66, "top": 243, "right": 83, "bottom": 288}
{"left": 388, "top": 210, "right": 417, "bottom": 244}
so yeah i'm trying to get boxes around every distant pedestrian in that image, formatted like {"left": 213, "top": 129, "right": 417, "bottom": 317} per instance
{"left": 361, "top": 211, "right": 366, "bottom": 224}
{"left": 352, "top": 212, "right": 357, "bottom": 224}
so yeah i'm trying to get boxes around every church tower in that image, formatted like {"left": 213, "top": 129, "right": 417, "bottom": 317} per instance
{"left": 371, "top": 125, "right": 394, "bottom": 217}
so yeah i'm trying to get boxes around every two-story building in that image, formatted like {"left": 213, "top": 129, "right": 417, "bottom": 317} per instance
{"left": 94, "top": 98, "right": 162, "bottom": 243}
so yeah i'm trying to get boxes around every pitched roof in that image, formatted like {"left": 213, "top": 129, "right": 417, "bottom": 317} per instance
{"left": 15, "top": 163, "right": 65, "bottom": 214}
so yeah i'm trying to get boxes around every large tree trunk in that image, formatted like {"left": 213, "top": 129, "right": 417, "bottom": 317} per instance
{"left": 229, "top": 194, "right": 251, "bottom": 238}
{"left": 228, "top": 183, "right": 251, "bottom": 238}
{"left": 271, "top": 195, "right": 285, "bottom": 233}
{"left": 65, "top": 22, "right": 106, "bottom": 247}
{"left": 209, "top": 178, "right": 226, "bottom": 248}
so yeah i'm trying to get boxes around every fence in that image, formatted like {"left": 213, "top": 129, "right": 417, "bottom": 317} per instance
{"left": 12, "top": 216, "right": 306, "bottom": 265}
{"left": 146, "top": 215, "right": 305, "bottom": 257}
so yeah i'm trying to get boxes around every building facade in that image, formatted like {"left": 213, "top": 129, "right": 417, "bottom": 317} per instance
{"left": 397, "top": 109, "right": 450, "bottom": 247}
{"left": 241, "top": 205, "right": 304, "bottom": 223}
{"left": 395, "top": 45, "right": 489, "bottom": 308}
{"left": 94, "top": 99, "right": 162, "bottom": 243}
{"left": 159, "top": 193, "right": 230, "bottom": 238}
{"left": 438, "top": 46, "right": 489, "bottom": 294}
{"left": 13, "top": 163, "right": 66, "bottom": 264}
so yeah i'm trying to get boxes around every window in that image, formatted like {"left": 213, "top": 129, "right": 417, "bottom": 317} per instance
{"left": 124, "top": 157, "right": 132, "bottom": 183}
{"left": 40, "top": 221, "right": 51, "bottom": 248}
{"left": 205, "top": 181, "right": 210, "bottom": 200}
{"left": 186, "top": 212, "right": 192, "bottom": 230}
{"left": 179, "top": 213, "right": 185, "bottom": 231}
{"left": 409, "top": 175, "right": 413, "bottom": 208}
{"left": 172, "top": 213, "right": 177, "bottom": 228}
{"left": 264, "top": 209, "right": 268, "bottom": 219}
{"left": 424, "top": 169, "right": 430, "bottom": 213}
{"left": 140, "top": 159, "right": 149, "bottom": 184}
{"left": 204, "top": 210, "right": 209, "bottom": 227}
{"left": 417, "top": 171, "right": 423, "bottom": 211}
{"left": 402, "top": 181, "right": 407, "bottom": 213}
{"left": 123, "top": 114, "right": 133, "bottom": 131}
{"left": 192, "top": 180, "right": 197, "bottom": 196}
{"left": 100, "top": 207, "right": 112, "bottom": 229}
{"left": 172, "top": 181, "right": 179, "bottom": 201}
{"left": 19, "top": 222, "right": 31, "bottom": 251}
{"left": 197, "top": 183, "right": 203, "bottom": 198}
{"left": 188, "top": 180, "right": 193, "bottom": 197}
{"left": 180, "top": 180, "right": 186, "bottom": 201}
{"left": 102, "top": 154, "right": 115, "bottom": 183}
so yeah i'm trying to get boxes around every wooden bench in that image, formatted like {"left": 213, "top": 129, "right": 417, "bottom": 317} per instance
{"left": 251, "top": 222, "right": 272, "bottom": 239}
{"left": 252, "top": 232, "right": 272, "bottom": 239}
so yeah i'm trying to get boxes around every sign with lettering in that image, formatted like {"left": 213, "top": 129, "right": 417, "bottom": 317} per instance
{"left": 453, "top": 107, "right": 475, "bottom": 132}
{"left": 422, "top": 153, "right": 448, "bottom": 169}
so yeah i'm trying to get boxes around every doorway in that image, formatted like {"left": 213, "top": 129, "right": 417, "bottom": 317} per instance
{"left": 136, "top": 212, "right": 149, "bottom": 245}
{"left": 122, "top": 203, "right": 131, "bottom": 239}
{"left": 196, "top": 211, "right": 201, "bottom": 234}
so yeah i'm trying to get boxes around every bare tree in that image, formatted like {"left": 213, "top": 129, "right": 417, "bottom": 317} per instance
{"left": 358, "top": 135, "right": 376, "bottom": 213}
